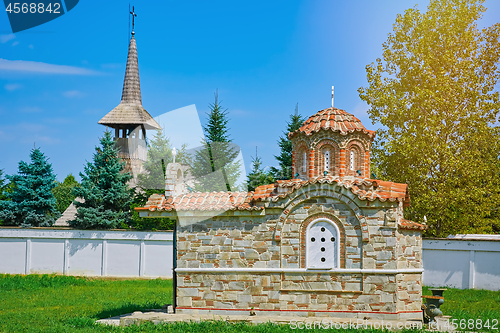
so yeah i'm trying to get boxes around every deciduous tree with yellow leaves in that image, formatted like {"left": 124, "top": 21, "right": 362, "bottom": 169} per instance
{"left": 358, "top": 0, "right": 500, "bottom": 236}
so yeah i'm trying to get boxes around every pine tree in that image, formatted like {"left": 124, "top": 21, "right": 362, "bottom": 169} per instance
{"left": 189, "top": 91, "right": 242, "bottom": 192}
{"left": 246, "top": 148, "right": 275, "bottom": 191}
{"left": 70, "top": 131, "right": 133, "bottom": 229}
{"left": 0, "top": 148, "right": 60, "bottom": 227}
{"left": 0, "top": 169, "right": 7, "bottom": 202}
{"left": 271, "top": 104, "right": 305, "bottom": 180}
{"left": 131, "top": 129, "right": 187, "bottom": 231}
{"left": 137, "top": 129, "right": 187, "bottom": 192}
{"left": 52, "top": 174, "right": 79, "bottom": 214}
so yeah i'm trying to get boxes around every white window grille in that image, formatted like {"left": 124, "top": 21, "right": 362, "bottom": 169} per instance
{"left": 350, "top": 150, "right": 355, "bottom": 171}
{"left": 306, "top": 219, "right": 339, "bottom": 269}
{"left": 324, "top": 150, "right": 330, "bottom": 171}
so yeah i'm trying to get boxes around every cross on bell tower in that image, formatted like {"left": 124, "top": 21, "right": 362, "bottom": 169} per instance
{"left": 130, "top": 6, "right": 137, "bottom": 35}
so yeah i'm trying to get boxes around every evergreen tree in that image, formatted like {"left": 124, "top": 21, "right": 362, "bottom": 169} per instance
{"left": 358, "top": 0, "right": 500, "bottom": 236}
{"left": 137, "top": 129, "right": 187, "bottom": 192}
{"left": 0, "top": 148, "right": 60, "bottom": 227}
{"left": 70, "top": 131, "right": 133, "bottom": 229}
{"left": 52, "top": 174, "right": 80, "bottom": 214}
{"left": 246, "top": 148, "right": 275, "bottom": 191}
{"left": 130, "top": 129, "right": 187, "bottom": 231}
{"left": 0, "top": 170, "right": 3, "bottom": 225}
{"left": 0, "top": 169, "right": 7, "bottom": 202}
{"left": 271, "top": 104, "right": 305, "bottom": 180}
{"left": 189, "top": 91, "right": 242, "bottom": 192}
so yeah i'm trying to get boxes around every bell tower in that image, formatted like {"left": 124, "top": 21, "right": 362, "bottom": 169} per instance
{"left": 98, "top": 9, "right": 161, "bottom": 185}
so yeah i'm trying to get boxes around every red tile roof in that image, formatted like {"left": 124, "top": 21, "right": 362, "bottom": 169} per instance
{"left": 399, "top": 219, "right": 428, "bottom": 231}
{"left": 266, "top": 177, "right": 410, "bottom": 207}
{"left": 135, "top": 191, "right": 262, "bottom": 212}
{"left": 289, "top": 107, "right": 376, "bottom": 139}
{"left": 136, "top": 177, "right": 410, "bottom": 212}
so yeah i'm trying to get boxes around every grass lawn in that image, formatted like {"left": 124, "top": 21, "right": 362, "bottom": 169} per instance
{"left": 1, "top": 274, "right": 499, "bottom": 332}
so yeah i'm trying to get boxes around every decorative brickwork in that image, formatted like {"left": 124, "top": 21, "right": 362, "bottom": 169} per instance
{"left": 315, "top": 140, "right": 340, "bottom": 177}
{"left": 290, "top": 108, "right": 373, "bottom": 180}
{"left": 345, "top": 140, "right": 365, "bottom": 177}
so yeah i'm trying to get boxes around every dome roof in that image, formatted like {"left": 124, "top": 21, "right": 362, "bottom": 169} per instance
{"left": 289, "top": 107, "right": 375, "bottom": 139}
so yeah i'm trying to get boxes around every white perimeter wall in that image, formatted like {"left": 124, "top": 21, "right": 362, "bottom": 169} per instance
{"left": 423, "top": 238, "right": 500, "bottom": 291}
{"left": 2, "top": 229, "right": 500, "bottom": 290}
{"left": 0, "top": 228, "right": 173, "bottom": 278}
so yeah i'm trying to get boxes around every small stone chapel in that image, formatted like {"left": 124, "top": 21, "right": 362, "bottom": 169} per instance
{"left": 136, "top": 107, "right": 427, "bottom": 320}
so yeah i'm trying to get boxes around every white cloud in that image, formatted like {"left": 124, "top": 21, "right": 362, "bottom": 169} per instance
{"left": 4, "top": 83, "right": 22, "bottom": 91}
{"left": 63, "top": 90, "right": 84, "bottom": 98}
{"left": 12, "top": 41, "right": 19, "bottom": 47}
{"left": 0, "top": 59, "right": 101, "bottom": 75}
{"left": 0, "top": 34, "right": 15, "bottom": 44}
{"left": 28, "top": 44, "right": 34, "bottom": 49}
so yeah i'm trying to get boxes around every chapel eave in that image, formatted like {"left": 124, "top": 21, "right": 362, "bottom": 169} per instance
{"left": 134, "top": 176, "right": 410, "bottom": 213}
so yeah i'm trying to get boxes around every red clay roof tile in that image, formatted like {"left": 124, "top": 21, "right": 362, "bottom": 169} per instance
{"left": 289, "top": 107, "right": 376, "bottom": 140}
{"left": 135, "top": 177, "right": 410, "bottom": 212}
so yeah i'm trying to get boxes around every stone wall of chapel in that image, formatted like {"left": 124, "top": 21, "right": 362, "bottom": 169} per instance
{"left": 176, "top": 214, "right": 275, "bottom": 270}
{"left": 395, "top": 230, "right": 423, "bottom": 270}
{"left": 280, "top": 199, "right": 361, "bottom": 269}
{"left": 174, "top": 192, "right": 421, "bottom": 319}
{"left": 395, "top": 229, "right": 423, "bottom": 313}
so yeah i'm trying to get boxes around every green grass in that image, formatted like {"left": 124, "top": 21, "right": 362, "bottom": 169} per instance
{"left": 0, "top": 274, "right": 172, "bottom": 332}
{"left": 1, "top": 275, "right": 499, "bottom": 333}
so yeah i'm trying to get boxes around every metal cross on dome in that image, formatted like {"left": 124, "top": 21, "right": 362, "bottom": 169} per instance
{"left": 130, "top": 6, "right": 137, "bottom": 34}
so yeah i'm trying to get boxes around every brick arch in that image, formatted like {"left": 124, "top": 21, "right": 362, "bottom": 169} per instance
{"left": 293, "top": 141, "right": 309, "bottom": 179}
{"left": 314, "top": 139, "right": 340, "bottom": 177}
{"left": 299, "top": 213, "right": 346, "bottom": 268}
{"left": 345, "top": 140, "right": 366, "bottom": 177}
{"left": 273, "top": 185, "right": 370, "bottom": 243}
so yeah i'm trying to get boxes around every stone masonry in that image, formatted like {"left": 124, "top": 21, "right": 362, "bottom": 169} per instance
{"left": 136, "top": 106, "right": 427, "bottom": 320}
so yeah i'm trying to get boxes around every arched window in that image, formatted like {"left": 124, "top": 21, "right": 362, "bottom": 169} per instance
{"left": 306, "top": 219, "right": 340, "bottom": 269}
{"left": 303, "top": 151, "right": 307, "bottom": 174}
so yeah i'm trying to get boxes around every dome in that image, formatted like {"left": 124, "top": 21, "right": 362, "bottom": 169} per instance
{"left": 289, "top": 107, "right": 375, "bottom": 139}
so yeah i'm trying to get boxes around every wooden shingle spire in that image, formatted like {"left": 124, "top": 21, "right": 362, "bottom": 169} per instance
{"left": 98, "top": 33, "right": 161, "bottom": 130}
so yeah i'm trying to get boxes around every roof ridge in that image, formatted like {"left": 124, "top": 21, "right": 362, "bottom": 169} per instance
{"left": 288, "top": 106, "right": 375, "bottom": 140}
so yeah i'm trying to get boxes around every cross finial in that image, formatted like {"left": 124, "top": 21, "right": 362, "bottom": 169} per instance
{"left": 331, "top": 86, "right": 334, "bottom": 108}
{"left": 130, "top": 6, "right": 137, "bottom": 35}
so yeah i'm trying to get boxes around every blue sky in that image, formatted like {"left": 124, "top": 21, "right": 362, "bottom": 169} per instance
{"left": 1, "top": 0, "right": 499, "bottom": 182}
